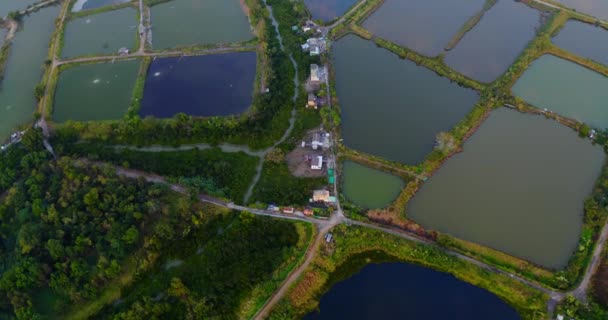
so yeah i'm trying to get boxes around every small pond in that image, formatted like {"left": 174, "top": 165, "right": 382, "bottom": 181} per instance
{"left": 71, "top": 0, "right": 130, "bottom": 12}
{"left": 53, "top": 59, "right": 140, "bottom": 122}
{"left": 333, "top": 35, "right": 478, "bottom": 164}
{"left": 150, "top": 0, "right": 252, "bottom": 49}
{"left": 512, "top": 54, "right": 608, "bottom": 129}
{"left": 0, "top": 5, "right": 59, "bottom": 140}
{"left": 342, "top": 161, "right": 404, "bottom": 209}
{"left": 408, "top": 108, "right": 605, "bottom": 269}
{"left": 362, "top": 0, "right": 485, "bottom": 57}
{"left": 62, "top": 7, "right": 137, "bottom": 58}
{"left": 304, "top": 0, "right": 359, "bottom": 23}
{"left": 445, "top": 0, "right": 540, "bottom": 83}
{"left": 552, "top": 20, "right": 608, "bottom": 66}
{"left": 139, "top": 52, "right": 256, "bottom": 118}
{"left": 304, "top": 261, "right": 520, "bottom": 319}
{"left": 554, "top": 0, "right": 608, "bottom": 21}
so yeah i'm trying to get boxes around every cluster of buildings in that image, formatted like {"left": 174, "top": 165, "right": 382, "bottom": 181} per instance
{"left": 307, "top": 64, "right": 328, "bottom": 109}
{"left": 301, "top": 37, "right": 326, "bottom": 56}
{"left": 301, "top": 130, "right": 332, "bottom": 170}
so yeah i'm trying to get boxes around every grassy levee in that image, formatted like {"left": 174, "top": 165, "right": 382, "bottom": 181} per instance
{"left": 267, "top": 225, "right": 549, "bottom": 320}
{"left": 372, "top": 37, "right": 485, "bottom": 91}
{"left": 38, "top": 0, "right": 71, "bottom": 119}
{"left": 127, "top": 56, "right": 150, "bottom": 117}
{"left": 0, "top": 34, "right": 13, "bottom": 82}
{"left": 238, "top": 221, "right": 315, "bottom": 319}
{"left": 150, "top": 37, "right": 259, "bottom": 54}
{"left": 445, "top": 0, "right": 498, "bottom": 50}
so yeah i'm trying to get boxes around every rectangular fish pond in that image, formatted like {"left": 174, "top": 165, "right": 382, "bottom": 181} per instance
{"left": 52, "top": 59, "right": 141, "bottom": 122}
{"left": 304, "top": 0, "right": 359, "bottom": 23}
{"left": 61, "top": 7, "right": 137, "bottom": 58}
{"left": 552, "top": 20, "right": 608, "bottom": 67}
{"left": 139, "top": 52, "right": 257, "bottom": 118}
{"left": 150, "top": 0, "right": 252, "bottom": 49}
{"left": 512, "top": 54, "right": 608, "bottom": 129}
{"left": 444, "top": 0, "right": 541, "bottom": 83}
{"left": 362, "top": 0, "right": 485, "bottom": 57}
{"left": 333, "top": 35, "right": 479, "bottom": 165}
{"left": 407, "top": 108, "right": 606, "bottom": 269}
{"left": 341, "top": 160, "right": 405, "bottom": 210}
{"left": 0, "top": 6, "right": 59, "bottom": 140}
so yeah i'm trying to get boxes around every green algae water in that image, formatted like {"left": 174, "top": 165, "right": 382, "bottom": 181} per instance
{"left": 408, "top": 108, "right": 605, "bottom": 269}
{"left": 150, "top": 0, "right": 252, "bottom": 49}
{"left": 342, "top": 161, "right": 404, "bottom": 209}
{"left": 512, "top": 54, "right": 608, "bottom": 129}
{"left": 53, "top": 60, "right": 140, "bottom": 122}
{"left": 0, "top": 5, "right": 59, "bottom": 140}
{"left": 61, "top": 7, "right": 137, "bottom": 58}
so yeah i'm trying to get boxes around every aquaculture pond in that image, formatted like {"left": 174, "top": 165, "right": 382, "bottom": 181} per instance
{"left": 0, "top": 6, "right": 59, "bottom": 140}
{"left": 304, "top": 262, "right": 520, "bottom": 320}
{"left": 139, "top": 52, "right": 256, "bottom": 118}
{"left": 362, "top": 0, "right": 485, "bottom": 57}
{"left": 150, "top": 0, "right": 252, "bottom": 49}
{"left": 341, "top": 161, "right": 404, "bottom": 209}
{"left": 62, "top": 7, "right": 137, "bottom": 58}
{"left": 445, "top": 0, "right": 540, "bottom": 83}
{"left": 71, "top": 0, "right": 130, "bottom": 12}
{"left": 0, "top": 0, "right": 38, "bottom": 16}
{"left": 408, "top": 108, "right": 605, "bottom": 269}
{"left": 552, "top": 20, "right": 608, "bottom": 66}
{"left": 554, "top": 0, "right": 608, "bottom": 21}
{"left": 512, "top": 54, "right": 608, "bottom": 129}
{"left": 333, "top": 35, "right": 478, "bottom": 164}
{"left": 53, "top": 59, "right": 140, "bottom": 122}
{"left": 304, "top": 0, "right": 359, "bottom": 23}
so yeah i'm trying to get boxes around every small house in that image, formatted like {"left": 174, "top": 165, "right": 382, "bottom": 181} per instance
{"left": 311, "top": 155, "right": 323, "bottom": 170}
{"left": 303, "top": 209, "right": 313, "bottom": 216}
{"left": 312, "top": 132, "right": 322, "bottom": 150}
{"left": 325, "top": 233, "right": 333, "bottom": 243}
{"left": 313, "top": 190, "right": 330, "bottom": 202}
{"left": 267, "top": 204, "right": 280, "bottom": 212}
{"left": 282, "top": 207, "right": 295, "bottom": 214}
{"left": 118, "top": 47, "right": 130, "bottom": 55}
{"left": 307, "top": 93, "right": 317, "bottom": 109}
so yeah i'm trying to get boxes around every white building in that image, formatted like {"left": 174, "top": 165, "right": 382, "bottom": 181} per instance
{"left": 311, "top": 155, "right": 323, "bottom": 170}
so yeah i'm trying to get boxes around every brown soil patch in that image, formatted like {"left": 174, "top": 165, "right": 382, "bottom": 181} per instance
{"left": 286, "top": 146, "right": 326, "bottom": 178}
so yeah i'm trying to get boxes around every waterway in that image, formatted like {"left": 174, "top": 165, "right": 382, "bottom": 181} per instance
{"left": 512, "top": 54, "right": 608, "bottom": 129}
{"left": 408, "top": 108, "right": 605, "bottom": 269}
{"left": 552, "top": 20, "right": 608, "bottom": 66}
{"left": 139, "top": 52, "right": 256, "bottom": 118}
{"left": 150, "top": 0, "right": 252, "bottom": 49}
{"left": 71, "top": 0, "right": 130, "bottom": 13}
{"left": 304, "top": 258, "right": 520, "bottom": 319}
{"left": 342, "top": 160, "right": 404, "bottom": 209}
{"left": 53, "top": 59, "right": 140, "bottom": 122}
{"left": 554, "top": 0, "right": 608, "bottom": 21}
{"left": 0, "top": 0, "right": 38, "bottom": 16}
{"left": 333, "top": 35, "right": 478, "bottom": 164}
{"left": 362, "top": 0, "right": 485, "bottom": 57}
{"left": 0, "top": 5, "right": 59, "bottom": 140}
{"left": 62, "top": 7, "right": 137, "bottom": 58}
{"left": 445, "top": 0, "right": 540, "bottom": 83}
{"left": 304, "top": 0, "right": 358, "bottom": 23}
